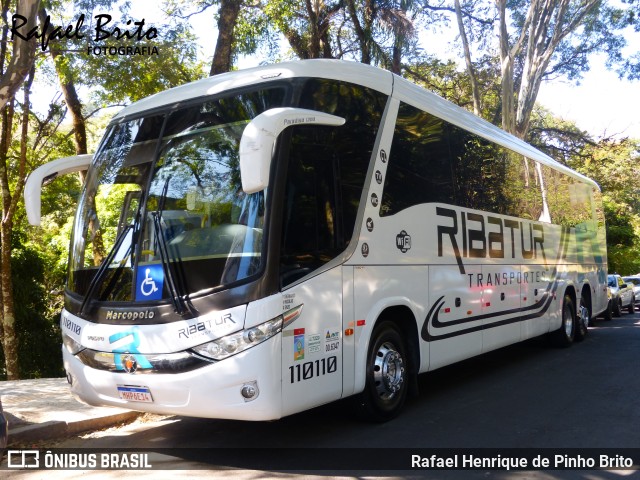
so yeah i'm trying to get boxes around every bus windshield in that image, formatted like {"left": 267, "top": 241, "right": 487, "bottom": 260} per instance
{"left": 68, "top": 87, "right": 286, "bottom": 304}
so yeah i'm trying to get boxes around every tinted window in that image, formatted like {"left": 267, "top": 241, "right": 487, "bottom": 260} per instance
{"left": 382, "top": 102, "right": 545, "bottom": 221}
{"left": 541, "top": 164, "right": 593, "bottom": 227}
{"left": 280, "top": 80, "right": 387, "bottom": 286}
{"left": 380, "top": 104, "right": 454, "bottom": 216}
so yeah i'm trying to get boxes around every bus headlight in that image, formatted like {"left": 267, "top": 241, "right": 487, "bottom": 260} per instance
{"left": 191, "top": 316, "right": 283, "bottom": 361}
{"left": 62, "top": 333, "right": 85, "bottom": 355}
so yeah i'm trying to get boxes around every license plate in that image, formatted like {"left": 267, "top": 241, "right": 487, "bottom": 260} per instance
{"left": 117, "top": 385, "right": 153, "bottom": 403}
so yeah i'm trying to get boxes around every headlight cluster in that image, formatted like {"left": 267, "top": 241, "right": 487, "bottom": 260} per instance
{"left": 63, "top": 333, "right": 85, "bottom": 355}
{"left": 64, "top": 304, "right": 303, "bottom": 372}
{"left": 191, "top": 316, "right": 283, "bottom": 361}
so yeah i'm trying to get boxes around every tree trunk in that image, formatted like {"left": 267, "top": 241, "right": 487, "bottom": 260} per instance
{"left": 454, "top": 0, "right": 481, "bottom": 116}
{"left": 0, "top": 63, "right": 33, "bottom": 380}
{"left": 210, "top": 0, "right": 242, "bottom": 76}
{"left": 37, "top": 9, "right": 87, "bottom": 154}
{"left": 0, "top": 0, "right": 40, "bottom": 111}
{"left": 346, "top": 0, "right": 372, "bottom": 64}
{"left": 0, "top": 220, "right": 18, "bottom": 379}
{"left": 38, "top": 6, "right": 104, "bottom": 265}
{"left": 496, "top": 0, "right": 516, "bottom": 135}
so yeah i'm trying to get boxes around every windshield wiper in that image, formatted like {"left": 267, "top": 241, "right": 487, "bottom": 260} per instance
{"left": 79, "top": 224, "right": 133, "bottom": 316}
{"left": 151, "top": 211, "right": 186, "bottom": 315}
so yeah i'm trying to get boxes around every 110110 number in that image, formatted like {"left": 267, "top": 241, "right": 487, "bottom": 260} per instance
{"left": 289, "top": 356, "right": 337, "bottom": 383}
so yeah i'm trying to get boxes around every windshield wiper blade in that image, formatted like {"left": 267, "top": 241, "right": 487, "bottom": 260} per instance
{"left": 152, "top": 211, "right": 186, "bottom": 315}
{"left": 79, "top": 224, "right": 133, "bottom": 316}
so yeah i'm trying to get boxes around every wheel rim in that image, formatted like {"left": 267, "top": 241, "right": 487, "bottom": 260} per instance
{"left": 373, "top": 341, "right": 405, "bottom": 401}
{"left": 580, "top": 305, "right": 589, "bottom": 328}
{"left": 564, "top": 305, "right": 574, "bottom": 337}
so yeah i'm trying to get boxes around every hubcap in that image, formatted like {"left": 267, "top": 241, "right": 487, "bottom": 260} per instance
{"left": 564, "top": 306, "right": 573, "bottom": 337}
{"left": 580, "top": 305, "right": 589, "bottom": 327}
{"left": 373, "top": 342, "right": 405, "bottom": 401}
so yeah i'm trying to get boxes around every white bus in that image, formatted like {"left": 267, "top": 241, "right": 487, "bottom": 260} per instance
{"left": 25, "top": 60, "right": 608, "bottom": 421}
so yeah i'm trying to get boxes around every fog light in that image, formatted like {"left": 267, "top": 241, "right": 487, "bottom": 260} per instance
{"left": 240, "top": 381, "right": 259, "bottom": 402}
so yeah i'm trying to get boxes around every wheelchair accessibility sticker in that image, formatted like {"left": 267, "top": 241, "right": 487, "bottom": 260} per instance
{"left": 136, "top": 264, "right": 164, "bottom": 301}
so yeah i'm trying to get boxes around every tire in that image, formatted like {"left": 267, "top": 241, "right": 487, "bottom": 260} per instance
{"left": 603, "top": 299, "right": 612, "bottom": 321}
{"left": 628, "top": 296, "right": 635, "bottom": 314}
{"left": 550, "top": 294, "right": 575, "bottom": 347}
{"left": 356, "top": 322, "right": 409, "bottom": 422}
{"left": 613, "top": 298, "right": 622, "bottom": 317}
{"left": 575, "top": 296, "right": 590, "bottom": 342}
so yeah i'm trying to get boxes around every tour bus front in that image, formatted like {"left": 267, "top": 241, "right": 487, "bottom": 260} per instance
{"left": 35, "top": 73, "right": 363, "bottom": 420}
{"left": 57, "top": 86, "right": 288, "bottom": 419}
{"left": 24, "top": 61, "right": 392, "bottom": 420}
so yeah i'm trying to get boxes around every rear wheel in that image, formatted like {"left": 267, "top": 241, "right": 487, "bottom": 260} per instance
{"left": 628, "top": 296, "right": 635, "bottom": 314}
{"left": 550, "top": 295, "right": 575, "bottom": 347}
{"left": 575, "top": 296, "right": 590, "bottom": 342}
{"left": 356, "top": 322, "right": 409, "bottom": 422}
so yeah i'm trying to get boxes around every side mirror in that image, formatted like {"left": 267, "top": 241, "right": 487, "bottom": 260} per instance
{"left": 239, "top": 107, "right": 345, "bottom": 194}
{"left": 24, "top": 154, "right": 93, "bottom": 226}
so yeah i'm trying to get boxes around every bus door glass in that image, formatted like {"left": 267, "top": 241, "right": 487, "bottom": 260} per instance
{"left": 279, "top": 79, "right": 386, "bottom": 416}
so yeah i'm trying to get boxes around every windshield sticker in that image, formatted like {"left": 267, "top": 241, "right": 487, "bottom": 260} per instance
{"left": 294, "top": 328, "right": 305, "bottom": 361}
{"left": 136, "top": 265, "right": 164, "bottom": 301}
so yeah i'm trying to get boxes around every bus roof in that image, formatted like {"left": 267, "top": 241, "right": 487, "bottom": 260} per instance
{"left": 112, "top": 59, "right": 393, "bottom": 121}
{"left": 112, "top": 59, "right": 597, "bottom": 189}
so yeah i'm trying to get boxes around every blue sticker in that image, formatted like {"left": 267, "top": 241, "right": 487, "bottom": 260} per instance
{"left": 136, "top": 264, "right": 164, "bottom": 301}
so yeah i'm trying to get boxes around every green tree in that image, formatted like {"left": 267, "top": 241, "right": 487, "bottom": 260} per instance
{"left": 0, "top": 0, "right": 40, "bottom": 110}
{"left": 532, "top": 111, "right": 640, "bottom": 273}
{"left": 434, "top": 0, "right": 630, "bottom": 138}
{"left": 0, "top": 0, "right": 205, "bottom": 378}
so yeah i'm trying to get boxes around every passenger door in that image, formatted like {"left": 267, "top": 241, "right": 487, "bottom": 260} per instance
{"left": 280, "top": 268, "right": 343, "bottom": 417}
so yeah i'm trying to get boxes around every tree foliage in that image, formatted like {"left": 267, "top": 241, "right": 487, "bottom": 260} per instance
{"left": 438, "top": 0, "right": 631, "bottom": 138}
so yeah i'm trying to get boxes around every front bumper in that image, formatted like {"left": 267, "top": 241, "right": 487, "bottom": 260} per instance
{"left": 63, "top": 334, "right": 283, "bottom": 421}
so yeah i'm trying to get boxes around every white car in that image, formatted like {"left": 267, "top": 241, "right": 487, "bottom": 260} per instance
{"left": 608, "top": 274, "right": 635, "bottom": 316}
{"left": 622, "top": 276, "right": 640, "bottom": 310}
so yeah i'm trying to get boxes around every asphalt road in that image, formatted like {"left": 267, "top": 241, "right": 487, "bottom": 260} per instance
{"left": 13, "top": 312, "right": 640, "bottom": 478}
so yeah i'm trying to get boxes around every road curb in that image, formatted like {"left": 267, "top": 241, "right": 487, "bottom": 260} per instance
{"left": 8, "top": 411, "right": 141, "bottom": 446}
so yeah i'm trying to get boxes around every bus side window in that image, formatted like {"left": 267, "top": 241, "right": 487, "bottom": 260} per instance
{"left": 280, "top": 80, "right": 386, "bottom": 288}
{"left": 380, "top": 103, "right": 454, "bottom": 216}
{"left": 280, "top": 130, "right": 339, "bottom": 286}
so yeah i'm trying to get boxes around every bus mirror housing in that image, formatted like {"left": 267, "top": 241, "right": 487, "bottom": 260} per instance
{"left": 239, "top": 107, "right": 345, "bottom": 194}
{"left": 24, "top": 154, "right": 93, "bottom": 226}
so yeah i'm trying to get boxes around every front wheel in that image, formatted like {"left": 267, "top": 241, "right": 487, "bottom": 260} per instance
{"left": 603, "top": 299, "right": 613, "bottom": 321}
{"left": 613, "top": 298, "right": 622, "bottom": 317}
{"left": 628, "top": 296, "right": 635, "bottom": 314}
{"left": 550, "top": 295, "right": 575, "bottom": 347}
{"left": 356, "top": 322, "right": 409, "bottom": 422}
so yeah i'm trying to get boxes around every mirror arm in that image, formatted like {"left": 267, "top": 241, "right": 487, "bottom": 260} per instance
{"left": 239, "top": 108, "right": 345, "bottom": 194}
{"left": 24, "top": 154, "right": 93, "bottom": 226}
